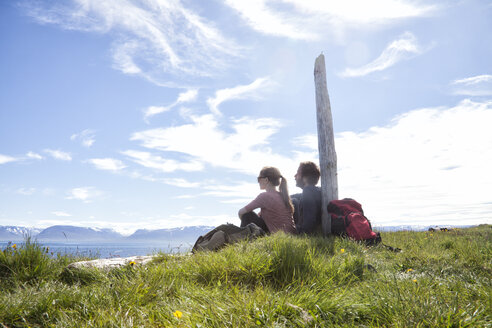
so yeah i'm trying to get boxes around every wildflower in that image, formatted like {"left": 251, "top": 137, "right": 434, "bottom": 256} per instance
{"left": 129, "top": 261, "right": 136, "bottom": 266}
{"left": 340, "top": 248, "right": 345, "bottom": 253}
{"left": 407, "top": 268, "right": 413, "bottom": 272}
{"left": 173, "top": 310, "right": 183, "bottom": 319}
{"left": 12, "top": 244, "right": 17, "bottom": 250}
{"left": 412, "top": 279, "right": 417, "bottom": 283}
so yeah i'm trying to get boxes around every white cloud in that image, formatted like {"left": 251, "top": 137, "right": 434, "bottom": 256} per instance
{"left": 86, "top": 158, "right": 127, "bottom": 171}
{"left": 202, "top": 181, "right": 260, "bottom": 200}
{"left": 71, "top": 129, "right": 96, "bottom": 147}
{"left": 453, "top": 74, "right": 492, "bottom": 85}
{"left": 224, "top": 0, "right": 435, "bottom": 40}
{"left": 162, "top": 178, "right": 202, "bottom": 188}
{"left": 122, "top": 150, "right": 204, "bottom": 172}
{"left": 144, "top": 106, "right": 171, "bottom": 118}
{"left": 112, "top": 40, "right": 142, "bottom": 74}
{"left": 451, "top": 74, "right": 492, "bottom": 96}
{"left": 297, "top": 99, "right": 492, "bottom": 227}
{"left": 161, "top": 177, "right": 276, "bottom": 205}
{"left": 66, "top": 187, "right": 102, "bottom": 203}
{"left": 44, "top": 149, "right": 72, "bottom": 161}
{"left": 16, "top": 188, "right": 36, "bottom": 195}
{"left": 174, "top": 194, "right": 196, "bottom": 199}
{"left": 223, "top": 0, "right": 315, "bottom": 40}
{"left": 144, "top": 89, "right": 198, "bottom": 120}
{"left": 130, "top": 113, "right": 301, "bottom": 176}
{"left": 1, "top": 152, "right": 45, "bottom": 164}
{"left": 52, "top": 211, "right": 72, "bottom": 217}
{"left": 177, "top": 89, "right": 199, "bottom": 103}
{"left": 0, "top": 154, "right": 18, "bottom": 164}
{"left": 292, "top": 134, "right": 318, "bottom": 150}
{"left": 26, "top": 0, "right": 240, "bottom": 84}
{"left": 206, "top": 77, "right": 273, "bottom": 116}
{"left": 340, "top": 32, "right": 423, "bottom": 77}
{"left": 26, "top": 151, "right": 43, "bottom": 160}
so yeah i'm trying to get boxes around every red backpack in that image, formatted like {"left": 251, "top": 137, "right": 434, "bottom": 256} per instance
{"left": 328, "top": 198, "right": 380, "bottom": 244}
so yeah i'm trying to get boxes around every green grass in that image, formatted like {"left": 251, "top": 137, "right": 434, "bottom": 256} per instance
{"left": 0, "top": 225, "right": 490, "bottom": 327}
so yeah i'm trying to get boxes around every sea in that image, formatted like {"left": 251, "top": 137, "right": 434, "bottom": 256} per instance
{"left": 0, "top": 241, "right": 193, "bottom": 259}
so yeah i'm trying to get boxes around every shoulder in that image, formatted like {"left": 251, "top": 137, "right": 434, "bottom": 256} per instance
{"left": 302, "top": 186, "right": 321, "bottom": 197}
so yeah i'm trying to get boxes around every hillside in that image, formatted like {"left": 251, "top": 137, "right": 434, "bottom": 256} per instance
{"left": 1, "top": 225, "right": 490, "bottom": 327}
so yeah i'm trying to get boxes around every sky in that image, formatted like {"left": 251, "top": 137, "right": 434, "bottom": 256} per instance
{"left": 1, "top": 0, "right": 491, "bottom": 235}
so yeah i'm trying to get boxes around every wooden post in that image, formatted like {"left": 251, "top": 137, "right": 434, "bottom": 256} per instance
{"left": 314, "top": 54, "right": 338, "bottom": 236}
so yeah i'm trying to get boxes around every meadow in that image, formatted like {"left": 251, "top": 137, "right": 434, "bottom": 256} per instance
{"left": 0, "top": 225, "right": 490, "bottom": 327}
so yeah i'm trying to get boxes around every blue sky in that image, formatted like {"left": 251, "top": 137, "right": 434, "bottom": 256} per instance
{"left": 1, "top": 0, "right": 491, "bottom": 234}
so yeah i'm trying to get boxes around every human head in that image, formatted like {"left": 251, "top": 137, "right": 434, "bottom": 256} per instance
{"left": 258, "top": 166, "right": 282, "bottom": 186}
{"left": 258, "top": 166, "right": 294, "bottom": 213}
{"left": 295, "top": 161, "right": 320, "bottom": 188}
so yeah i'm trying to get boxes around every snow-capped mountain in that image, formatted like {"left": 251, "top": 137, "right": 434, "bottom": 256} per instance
{"left": 0, "top": 226, "right": 41, "bottom": 241}
{"left": 0, "top": 225, "right": 213, "bottom": 243}
{"left": 35, "top": 225, "right": 123, "bottom": 242}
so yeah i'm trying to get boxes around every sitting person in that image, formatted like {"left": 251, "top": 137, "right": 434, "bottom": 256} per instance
{"left": 291, "top": 161, "right": 322, "bottom": 234}
{"left": 238, "top": 166, "right": 296, "bottom": 234}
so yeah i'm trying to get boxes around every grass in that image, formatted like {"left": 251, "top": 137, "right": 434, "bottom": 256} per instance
{"left": 0, "top": 225, "right": 490, "bottom": 327}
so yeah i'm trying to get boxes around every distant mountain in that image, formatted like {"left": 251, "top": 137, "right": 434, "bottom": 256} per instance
{"left": 127, "top": 226, "right": 213, "bottom": 243}
{"left": 0, "top": 226, "right": 41, "bottom": 241}
{"left": 36, "top": 225, "right": 123, "bottom": 242}
{"left": 0, "top": 225, "right": 213, "bottom": 243}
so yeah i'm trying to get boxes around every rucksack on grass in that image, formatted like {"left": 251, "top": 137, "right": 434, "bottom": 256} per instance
{"left": 328, "top": 198, "right": 381, "bottom": 245}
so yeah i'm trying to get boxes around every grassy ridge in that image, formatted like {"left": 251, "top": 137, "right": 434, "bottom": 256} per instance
{"left": 0, "top": 225, "right": 490, "bottom": 327}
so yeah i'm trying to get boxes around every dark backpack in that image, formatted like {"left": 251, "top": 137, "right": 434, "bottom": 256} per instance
{"left": 192, "top": 223, "right": 266, "bottom": 253}
{"left": 328, "top": 198, "right": 381, "bottom": 245}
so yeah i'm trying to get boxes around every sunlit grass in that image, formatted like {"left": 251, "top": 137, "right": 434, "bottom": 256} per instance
{"left": 0, "top": 225, "right": 490, "bottom": 327}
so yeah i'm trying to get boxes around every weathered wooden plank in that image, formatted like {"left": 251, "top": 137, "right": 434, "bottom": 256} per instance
{"left": 314, "top": 54, "right": 338, "bottom": 236}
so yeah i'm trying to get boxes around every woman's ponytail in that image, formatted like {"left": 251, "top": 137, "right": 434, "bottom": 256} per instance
{"left": 279, "top": 176, "right": 294, "bottom": 214}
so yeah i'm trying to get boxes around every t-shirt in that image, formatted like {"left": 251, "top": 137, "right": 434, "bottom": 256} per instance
{"left": 291, "top": 185, "right": 322, "bottom": 234}
{"left": 244, "top": 190, "right": 296, "bottom": 234}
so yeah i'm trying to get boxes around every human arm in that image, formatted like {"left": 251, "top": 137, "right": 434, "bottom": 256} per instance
{"left": 238, "top": 193, "right": 264, "bottom": 219}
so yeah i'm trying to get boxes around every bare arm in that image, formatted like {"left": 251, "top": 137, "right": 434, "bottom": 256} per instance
{"left": 238, "top": 207, "right": 248, "bottom": 219}
{"left": 239, "top": 193, "right": 263, "bottom": 219}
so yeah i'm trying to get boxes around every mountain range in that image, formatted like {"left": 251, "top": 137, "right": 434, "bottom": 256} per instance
{"left": 0, "top": 225, "right": 214, "bottom": 243}
{"left": 0, "top": 224, "right": 473, "bottom": 243}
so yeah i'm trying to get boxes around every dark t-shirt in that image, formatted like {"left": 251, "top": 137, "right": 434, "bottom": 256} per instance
{"left": 291, "top": 185, "right": 322, "bottom": 234}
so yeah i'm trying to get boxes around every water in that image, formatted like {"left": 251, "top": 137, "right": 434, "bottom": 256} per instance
{"left": 0, "top": 241, "right": 193, "bottom": 259}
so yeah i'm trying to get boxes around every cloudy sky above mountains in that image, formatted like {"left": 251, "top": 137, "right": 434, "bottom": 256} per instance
{"left": 1, "top": 0, "right": 491, "bottom": 234}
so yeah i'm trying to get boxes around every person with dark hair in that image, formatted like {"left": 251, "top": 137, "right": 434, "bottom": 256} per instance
{"left": 291, "top": 161, "right": 322, "bottom": 234}
{"left": 238, "top": 166, "right": 296, "bottom": 234}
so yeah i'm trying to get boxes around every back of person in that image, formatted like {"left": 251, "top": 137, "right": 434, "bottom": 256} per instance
{"left": 292, "top": 161, "right": 322, "bottom": 235}
{"left": 293, "top": 185, "right": 322, "bottom": 234}
{"left": 246, "top": 190, "right": 296, "bottom": 233}
{"left": 238, "top": 166, "right": 296, "bottom": 234}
